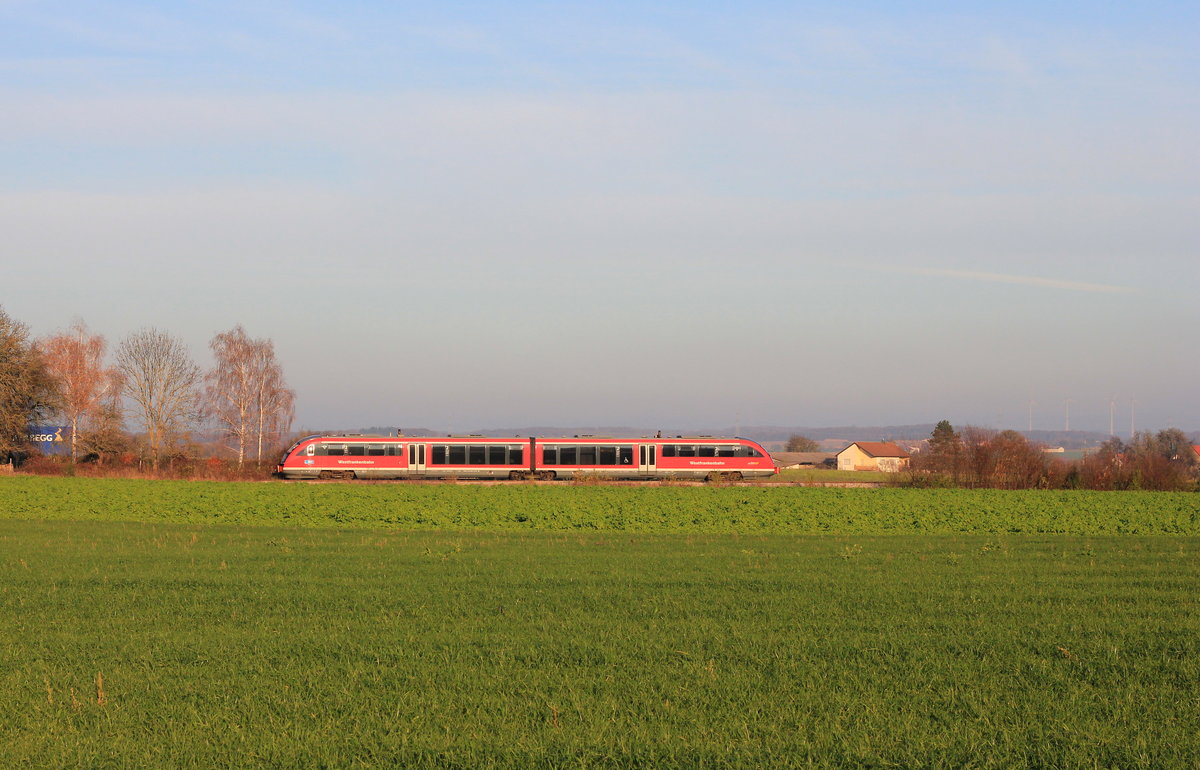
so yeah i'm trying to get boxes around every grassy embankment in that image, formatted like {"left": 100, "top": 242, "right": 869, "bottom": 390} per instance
{"left": 2, "top": 477, "right": 1197, "bottom": 767}
{"left": 762, "top": 468, "right": 892, "bottom": 483}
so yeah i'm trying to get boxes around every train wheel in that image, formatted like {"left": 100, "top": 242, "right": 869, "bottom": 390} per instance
{"left": 509, "top": 470, "right": 528, "bottom": 481}
{"left": 705, "top": 472, "right": 718, "bottom": 483}
{"left": 539, "top": 471, "right": 556, "bottom": 481}
{"left": 727, "top": 472, "right": 743, "bottom": 482}
{"left": 318, "top": 470, "right": 333, "bottom": 480}
{"left": 342, "top": 471, "right": 356, "bottom": 480}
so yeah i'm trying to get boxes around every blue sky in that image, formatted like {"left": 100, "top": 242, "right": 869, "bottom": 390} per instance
{"left": 2, "top": 1, "right": 1197, "bottom": 433}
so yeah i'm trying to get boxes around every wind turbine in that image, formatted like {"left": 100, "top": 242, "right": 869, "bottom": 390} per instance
{"left": 1064, "top": 398, "right": 1073, "bottom": 432}
{"left": 1027, "top": 399, "right": 1036, "bottom": 433}
{"left": 1109, "top": 396, "right": 1116, "bottom": 436}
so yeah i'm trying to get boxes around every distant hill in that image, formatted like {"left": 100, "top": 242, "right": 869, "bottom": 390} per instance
{"left": 338, "top": 425, "right": 1181, "bottom": 451}
{"left": 351, "top": 424, "right": 937, "bottom": 441}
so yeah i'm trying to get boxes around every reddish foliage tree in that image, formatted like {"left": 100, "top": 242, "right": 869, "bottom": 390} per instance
{"left": 38, "top": 320, "right": 122, "bottom": 461}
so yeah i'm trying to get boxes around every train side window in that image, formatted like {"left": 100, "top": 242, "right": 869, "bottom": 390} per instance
{"left": 747, "top": 447, "right": 762, "bottom": 457}
{"left": 542, "top": 447, "right": 558, "bottom": 465}
{"left": 661, "top": 445, "right": 676, "bottom": 458}
{"left": 488, "top": 446, "right": 507, "bottom": 465}
{"left": 619, "top": 446, "right": 633, "bottom": 465}
{"left": 678, "top": 445, "right": 696, "bottom": 457}
{"left": 468, "top": 445, "right": 486, "bottom": 464}
{"left": 698, "top": 446, "right": 716, "bottom": 457}
{"left": 560, "top": 446, "right": 577, "bottom": 464}
{"left": 717, "top": 445, "right": 735, "bottom": 457}
{"left": 347, "top": 444, "right": 366, "bottom": 456}
{"left": 431, "top": 446, "right": 446, "bottom": 464}
{"left": 448, "top": 446, "right": 466, "bottom": 464}
{"left": 367, "top": 445, "right": 386, "bottom": 456}
{"left": 598, "top": 446, "right": 616, "bottom": 465}
{"left": 579, "top": 446, "right": 597, "bottom": 465}
{"left": 324, "top": 445, "right": 345, "bottom": 456}
{"left": 509, "top": 447, "right": 523, "bottom": 465}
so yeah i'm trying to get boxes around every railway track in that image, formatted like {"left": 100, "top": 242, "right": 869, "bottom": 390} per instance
{"left": 285, "top": 478, "right": 884, "bottom": 488}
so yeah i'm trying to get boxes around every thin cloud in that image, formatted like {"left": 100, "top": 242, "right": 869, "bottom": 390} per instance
{"left": 882, "top": 266, "right": 1139, "bottom": 294}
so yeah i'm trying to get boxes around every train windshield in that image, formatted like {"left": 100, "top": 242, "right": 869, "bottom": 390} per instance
{"left": 280, "top": 435, "right": 322, "bottom": 463}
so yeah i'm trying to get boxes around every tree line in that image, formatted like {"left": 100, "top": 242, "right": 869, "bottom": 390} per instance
{"left": 909, "top": 420, "right": 1197, "bottom": 491}
{"left": 1, "top": 306, "right": 294, "bottom": 470}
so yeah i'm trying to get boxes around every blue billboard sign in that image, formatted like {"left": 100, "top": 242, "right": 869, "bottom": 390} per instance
{"left": 27, "top": 426, "right": 70, "bottom": 455}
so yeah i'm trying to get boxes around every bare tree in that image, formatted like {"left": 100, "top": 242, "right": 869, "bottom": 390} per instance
{"left": 82, "top": 369, "right": 130, "bottom": 463}
{"left": 0, "top": 306, "right": 60, "bottom": 460}
{"left": 38, "top": 320, "right": 122, "bottom": 461}
{"left": 203, "top": 326, "right": 258, "bottom": 466}
{"left": 252, "top": 340, "right": 294, "bottom": 462}
{"left": 203, "top": 327, "right": 295, "bottom": 466}
{"left": 989, "top": 429, "right": 1047, "bottom": 489}
{"left": 785, "top": 434, "right": 819, "bottom": 452}
{"left": 116, "top": 328, "right": 200, "bottom": 468}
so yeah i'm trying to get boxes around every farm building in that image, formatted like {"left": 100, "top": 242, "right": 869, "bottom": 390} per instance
{"left": 836, "top": 442, "right": 911, "bottom": 472}
{"left": 770, "top": 452, "right": 835, "bottom": 469}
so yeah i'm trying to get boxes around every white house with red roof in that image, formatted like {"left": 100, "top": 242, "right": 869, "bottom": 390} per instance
{"left": 836, "top": 441, "right": 911, "bottom": 472}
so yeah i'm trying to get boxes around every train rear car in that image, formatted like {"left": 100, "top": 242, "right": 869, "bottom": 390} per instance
{"left": 278, "top": 435, "right": 534, "bottom": 480}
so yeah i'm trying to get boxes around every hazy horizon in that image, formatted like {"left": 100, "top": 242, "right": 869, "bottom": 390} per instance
{"left": 3, "top": 2, "right": 1196, "bottom": 435}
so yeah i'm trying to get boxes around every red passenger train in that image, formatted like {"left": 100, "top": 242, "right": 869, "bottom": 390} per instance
{"left": 276, "top": 434, "right": 777, "bottom": 481}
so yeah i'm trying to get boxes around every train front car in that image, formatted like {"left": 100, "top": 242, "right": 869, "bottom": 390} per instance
{"left": 276, "top": 435, "right": 410, "bottom": 480}
{"left": 276, "top": 435, "right": 321, "bottom": 479}
{"left": 650, "top": 436, "right": 777, "bottom": 481}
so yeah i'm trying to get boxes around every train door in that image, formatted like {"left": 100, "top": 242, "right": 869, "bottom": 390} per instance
{"left": 638, "top": 443, "right": 657, "bottom": 476}
{"left": 406, "top": 443, "right": 426, "bottom": 476}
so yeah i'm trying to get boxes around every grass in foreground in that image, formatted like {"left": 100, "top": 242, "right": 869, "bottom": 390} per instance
{"left": 2, "top": 520, "right": 1198, "bottom": 767}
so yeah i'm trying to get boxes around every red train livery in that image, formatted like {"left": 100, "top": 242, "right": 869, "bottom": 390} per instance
{"left": 276, "top": 434, "right": 777, "bottom": 481}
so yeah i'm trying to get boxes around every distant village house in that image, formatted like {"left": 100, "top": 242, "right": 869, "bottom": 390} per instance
{"left": 836, "top": 442, "right": 911, "bottom": 472}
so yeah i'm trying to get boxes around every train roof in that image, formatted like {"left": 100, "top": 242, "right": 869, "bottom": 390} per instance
{"left": 297, "top": 433, "right": 762, "bottom": 443}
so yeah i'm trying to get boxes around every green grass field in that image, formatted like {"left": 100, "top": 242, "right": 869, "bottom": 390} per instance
{"left": 2, "top": 478, "right": 1198, "bottom": 766}
{"left": 3, "top": 476, "right": 1199, "bottom": 534}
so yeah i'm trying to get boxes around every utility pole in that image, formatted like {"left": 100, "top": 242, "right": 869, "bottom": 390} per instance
{"left": 1109, "top": 396, "right": 1116, "bottom": 436}
{"left": 1027, "top": 399, "right": 1036, "bottom": 433}
{"left": 1064, "top": 398, "right": 1072, "bottom": 432}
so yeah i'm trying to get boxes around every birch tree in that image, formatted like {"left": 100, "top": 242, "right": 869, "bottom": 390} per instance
{"left": 204, "top": 327, "right": 295, "bottom": 466}
{"left": 116, "top": 328, "right": 199, "bottom": 468}
{"left": 252, "top": 339, "right": 294, "bottom": 462}
{"left": 38, "top": 320, "right": 121, "bottom": 461}
{"left": 203, "top": 326, "right": 257, "bottom": 466}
